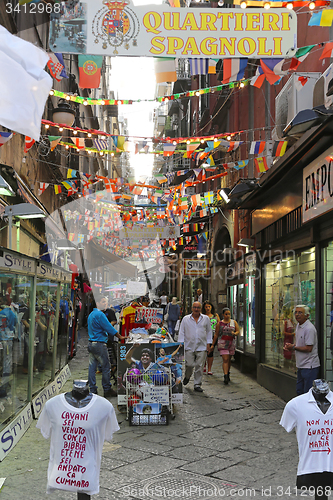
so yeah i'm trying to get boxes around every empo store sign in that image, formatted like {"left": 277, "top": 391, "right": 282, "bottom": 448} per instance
{"left": 52, "top": 0, "right": 297, "bottom": 58}
{"left": 303, "top": 147, "right": 333, "bottom": 223}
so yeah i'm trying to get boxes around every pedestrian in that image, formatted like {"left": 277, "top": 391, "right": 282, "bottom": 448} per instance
{"left": 159, "top": 291, "right": 168, "bottom": 317}
{"left": 178, "top": 301, "right": 212, "bottom": 392}
{"left": 202, "top": 301, "right": 220, "bottom": 376}
{"left": 211, "top": 307, "right": 240, "bottom": 385}
{"left": 165, "top": 297, "right": 181, "bottom": 338}
{"left": 88, "top": 293, "right": 126, "bottom": 398}
{"left": 284, "top": 305, "right": 320, "bottom": 395}
{"left": 196, "top": 289, "right": 203, "bottom": 304}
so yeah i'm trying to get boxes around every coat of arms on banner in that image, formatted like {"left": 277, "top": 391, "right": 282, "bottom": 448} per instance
{"left": 92, "top": 0, "right": 140, "bottom": 53}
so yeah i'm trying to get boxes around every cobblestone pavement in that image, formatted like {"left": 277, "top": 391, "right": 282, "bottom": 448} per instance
{"left": 0, "top": 328, "right": 306, "bottom": 500}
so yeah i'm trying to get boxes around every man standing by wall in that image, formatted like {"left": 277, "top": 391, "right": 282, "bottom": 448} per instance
{"left": 178, "top": 302, "right": 212, "bottom": 392}
{"left": 88, "top": 293, "right": 126, "bottom": 398}
{"left": 284, "top": 304, "right": 320, "bottom": 395}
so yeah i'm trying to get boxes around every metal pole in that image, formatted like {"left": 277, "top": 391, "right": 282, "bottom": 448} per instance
{"left": 16, "top": 220, "right": 20, "bottom": 253}
{"left": 28, "top": 269, "right": 37, "bottom": 401}
{"left": 52, "top": 282, "right": 61, "bottom": 379}
{"left": 8, "top": 213, "right": 12, "bottom": 250}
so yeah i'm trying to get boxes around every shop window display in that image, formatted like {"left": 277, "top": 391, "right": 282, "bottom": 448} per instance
{"left": 0, "top": 273, "right": 33, "bottom": 430}
{"left": 323, "top": 242, "right": 333, "bottom": 383}
{"left": 32, "top": 279, "right": 58, "bottom": 396}
{"left": 57, "top": 282, "right": 71, "bottom": 371}
{"left": 264, "top": 248, "right": 315, "bottom": 374}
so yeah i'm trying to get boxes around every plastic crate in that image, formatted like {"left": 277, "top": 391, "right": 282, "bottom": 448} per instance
{"left": 128, "top": 406, "right": 169, "bottom": 426}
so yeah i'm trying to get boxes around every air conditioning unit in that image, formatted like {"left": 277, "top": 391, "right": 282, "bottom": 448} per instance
{"left": 273, "top": 73, "right": 321, "bottom": 140}
{"left": 313, "top": 63, "right": 333, "bottom": 109}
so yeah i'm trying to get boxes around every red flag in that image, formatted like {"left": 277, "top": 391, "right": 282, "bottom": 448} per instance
{"left": 24, "top": 136, "right": 35, "bottom": 153}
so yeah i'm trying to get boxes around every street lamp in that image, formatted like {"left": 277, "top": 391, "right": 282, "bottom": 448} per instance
{"left": 52, "top": 99, "right": 76, "bottom": 127}
{"left": 4, "top": 203, "right": 46, "bottom": 251}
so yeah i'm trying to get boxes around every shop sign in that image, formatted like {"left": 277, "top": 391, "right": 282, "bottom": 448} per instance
{"left": 183, "top": 259, "right": 209, "bottom": 276}
{"left": 142, "top": 385, "right": 169, "bottom": 404}
{"left": 0, "top": 404, "right": 32, "bottom": 461}
{"left": 31, "top": 365, "right": 71, "bottom": 419}
{"left": 245, "top": 254, "right": 256, "bottom": 274}
{"left": 120, "top": 225, "right": 179, "bottom": 240}
{"left": 37, "top": 262, "right": 62, "bottom": 280}
{"left": 126, "top": 280, "right": 147, "bottom": 296}
{"left": 135, "top": 307, "right": 164, "bottom": 324}
{"left": 50, "top": 1, "right": 297, "bottom": 59}
{"left": 0, "top": 251, "right": 35, "bottom": 274}
{"left": 303, "top": 147, "right": 333, "bottom": 223}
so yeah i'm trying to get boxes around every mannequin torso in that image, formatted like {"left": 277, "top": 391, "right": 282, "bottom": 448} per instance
{"left": 65, "top": 380, "right": 93, "bottom": 409}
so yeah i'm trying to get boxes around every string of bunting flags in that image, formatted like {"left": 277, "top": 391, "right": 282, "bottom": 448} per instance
{"left": 47, "top": 40, "right": 333, "bottom": 108}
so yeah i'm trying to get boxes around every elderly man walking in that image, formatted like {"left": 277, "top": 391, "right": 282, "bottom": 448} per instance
{"left": 284, "top": 304, "right": 320, "bottom": 395}
{"left": 178, "top": 301, "right": 212, "bottom": 392}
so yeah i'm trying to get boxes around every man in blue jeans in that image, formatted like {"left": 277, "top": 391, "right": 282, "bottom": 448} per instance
{"left": 88, "top": 293, "right": 126, "bottom": 398}
{"left": 284, "top": 305, "right": 320, "bottom": 395}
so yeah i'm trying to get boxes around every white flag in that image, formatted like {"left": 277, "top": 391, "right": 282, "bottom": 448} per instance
{"left": 0, "top": 25, "right": 52, "bottom": 141}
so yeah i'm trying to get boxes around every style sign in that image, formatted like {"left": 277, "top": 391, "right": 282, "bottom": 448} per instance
{"left": 183, "top": 259, "right": 209, "bottom": 276}
{"left": 50, "top": 0, "right": 297, "bottom": 58}
{"left": 302, "top": 147, "right": 333, "bottom": 223}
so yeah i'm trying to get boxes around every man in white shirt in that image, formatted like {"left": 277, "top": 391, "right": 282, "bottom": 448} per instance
{"left": 284, "top": 304, "right": 320, "bottom": 395}
{"left": 178, "top": 302, "right": 212, "bottom": 392}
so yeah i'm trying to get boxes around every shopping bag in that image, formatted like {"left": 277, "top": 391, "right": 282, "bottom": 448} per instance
{"left": 175, "top": 320, "right": 180, "bottom": 332}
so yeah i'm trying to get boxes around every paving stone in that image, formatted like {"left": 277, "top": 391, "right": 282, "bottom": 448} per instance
{"left": 112, "top": 456, "right": 187, "bottom": 481}
{"left": 163, "top": 444, "right": 217, "bottom": 460}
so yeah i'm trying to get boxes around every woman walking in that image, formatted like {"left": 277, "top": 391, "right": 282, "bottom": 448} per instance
{"left": 202, "top": 301, "right": 220, "bottom": 375}
{"left": 210, "top": 307, "right": 239, "bottom": 385}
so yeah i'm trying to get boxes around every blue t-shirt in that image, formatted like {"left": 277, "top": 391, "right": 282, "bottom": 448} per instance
{"left": 88, "top": 308, "right": 117, "bottom": 343}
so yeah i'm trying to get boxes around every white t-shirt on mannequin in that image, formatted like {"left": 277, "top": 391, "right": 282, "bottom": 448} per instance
{"left": 280, "top": 390, "right": 333, "bottom": 476}
{"left": 37, "top": 393, "right": 120, "bottom": 495}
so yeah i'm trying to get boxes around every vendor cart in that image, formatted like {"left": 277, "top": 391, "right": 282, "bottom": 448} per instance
{"left": 126, "top": 366, "right": 173, "bottom": 425}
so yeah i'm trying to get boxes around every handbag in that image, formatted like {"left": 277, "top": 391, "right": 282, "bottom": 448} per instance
{"left": 175, "top": 319, "right": 180, "bottom": 332}
{"left": 164, "top": 304, "right": 169, "bottom": 321}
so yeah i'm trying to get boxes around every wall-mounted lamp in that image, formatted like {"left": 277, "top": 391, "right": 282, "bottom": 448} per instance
{"left": 238, "top": 238, "right": 255, "bottom": 248}
{"left": 220, "top": 188, "right": 231, "bottom": 203}
{"left": 4, "top": 203, "right": 46, "bottom": 251}
{"left": 0, "top": 176, "right": 15, "bottom": 197}
{"left": 229, "top": 180, "right": 258, "bottom": 199}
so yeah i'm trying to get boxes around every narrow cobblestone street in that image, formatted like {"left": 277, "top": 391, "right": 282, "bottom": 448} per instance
{"left": 0, "top": 328, "right": 302, "bottom": 500}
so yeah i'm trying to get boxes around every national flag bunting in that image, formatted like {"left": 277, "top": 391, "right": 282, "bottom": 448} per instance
{"left": 227, "top": 141, "right": 242, "bottom": 152}
{"left": 0, "top": 131, "right": 13, "bottom": 147}
{"left": 71, "top": 137, "right": 85, "bottom": 149}
{"left": 289, "top": 45, "right": 315, "bottom": 70}
{"left": 249, "top": 141, "right": 265, "bottom": 155}
{"left": 163, "top": 143, "right": 176, "bottom": 157}
{"left": 154, "top": 58, "right": 177, "bottom": 84}
{"left": 320, "top": 42, "right": 333, "bottom": 60}
{"left": 54, "top": 185, "right": 62, "bottom": 194}
{"left": 309, "top": 9, "right": 333, "bottom": 26}
{"left": 189, "top": 59, "right": 209, "bottom": 76}
{"left": 254, "top": 157, "right": 269, "bottom": 173}
{"left": 78, "top": 55, "right": 103, "bottom": 89}
{"left": 93, "top": 139, "right": 108, "bottom": 151}
{"left": 49, "top": 135, "right": 61, "bottom": 151}
{"left": 47, "top": 53, "right": 64, "bottom": 82}
{"left": 234, "top": 160, "right": 249, "bottom": 170}
{"left": 67, "top": 169, "right": 78, "bottom": 179}
{"left": 24, "top": 136, "right": 35, "bottom": 153}
{"left": 222, "top": 58, "right": 248, "bottom": 84}
{"left": 272, "top": 141, "right": 288, "bottom": 157}
{"left": 38, "top": 182, "right": 49, "bottom": 196}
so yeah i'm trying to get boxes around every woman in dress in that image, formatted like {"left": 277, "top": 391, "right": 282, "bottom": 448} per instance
{"left": 203, "top": 301, "right": 220, "bottom": 376}
{"left": 210, "top": 307, "right": 240, "bottom": 385}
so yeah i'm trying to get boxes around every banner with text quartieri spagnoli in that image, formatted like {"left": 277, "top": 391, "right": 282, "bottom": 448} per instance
{"left": 50, "top": 0, "right": 297, "bottom": 58}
